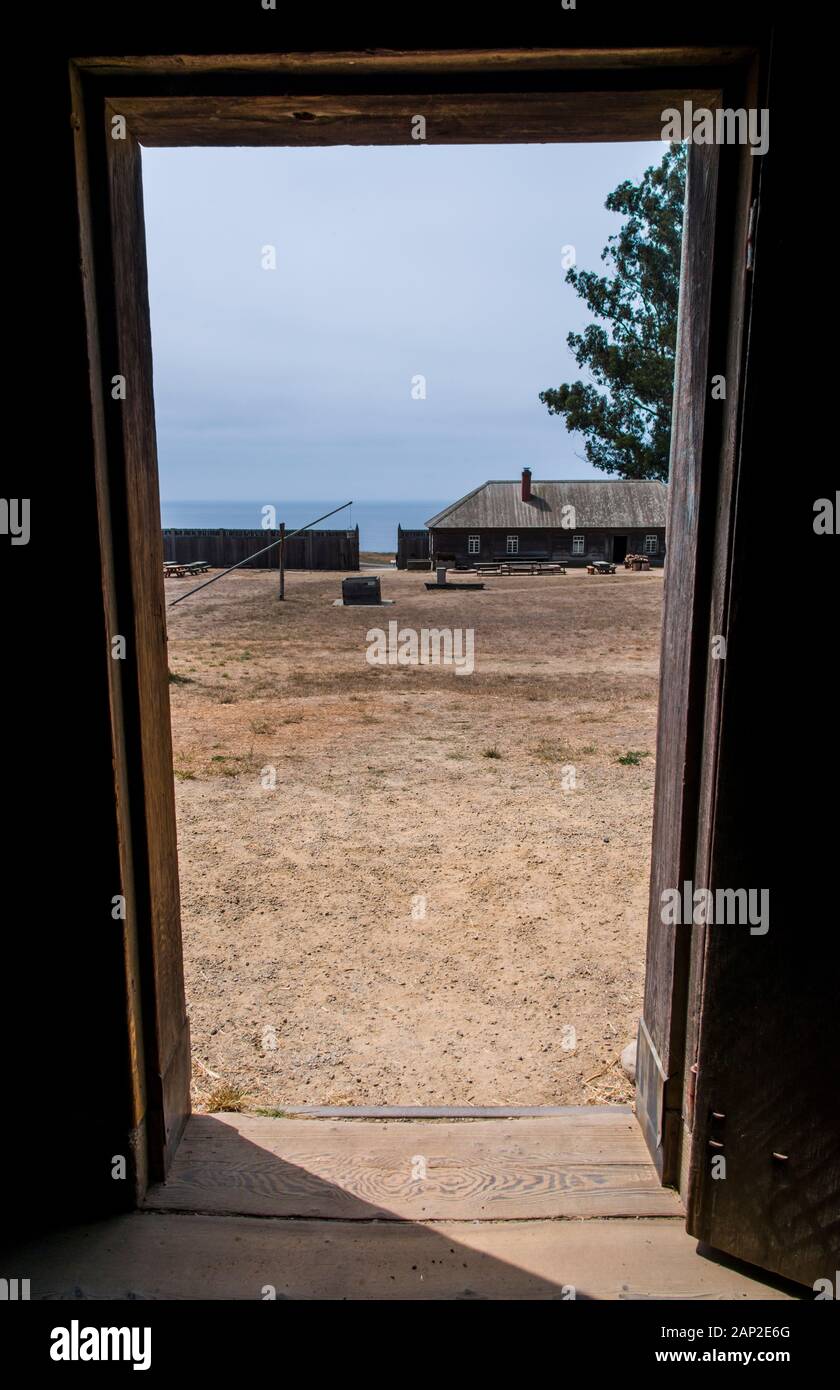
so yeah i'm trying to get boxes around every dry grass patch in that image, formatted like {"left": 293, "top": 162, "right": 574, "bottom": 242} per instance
{"left": 205, "top": 1083, "right": 247, "bottom": 1113}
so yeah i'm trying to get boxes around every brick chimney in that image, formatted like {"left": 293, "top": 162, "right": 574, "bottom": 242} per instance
{"left": 521, "top": 467, "right": 532, "bottom": 502}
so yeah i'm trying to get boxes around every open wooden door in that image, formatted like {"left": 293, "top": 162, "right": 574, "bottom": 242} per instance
{"left": 679, "top": 45, "right": 839, "bottom": 1288}
{"left": 635, "top": 136, "right": 723, "bottom": 1188}
{"left": 637, "top": 40, "right": 839, "bottom": 1288}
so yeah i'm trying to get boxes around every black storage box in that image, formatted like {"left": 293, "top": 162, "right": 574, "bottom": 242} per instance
{"left": 341, "top": 575, "right": 382, "bottom": 605}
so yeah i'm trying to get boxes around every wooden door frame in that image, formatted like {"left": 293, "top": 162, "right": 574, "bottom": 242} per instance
{"left": 68, "top": 43, "right": 766, "bottom": 1203}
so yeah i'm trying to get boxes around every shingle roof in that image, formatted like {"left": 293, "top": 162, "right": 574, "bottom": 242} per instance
{"left": 426, "top": 479, "right": 668, "bottom": 530}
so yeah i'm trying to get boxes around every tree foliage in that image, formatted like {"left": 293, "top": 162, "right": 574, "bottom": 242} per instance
{"left": 540, "top": 143, "right": 687, "bottom": 481}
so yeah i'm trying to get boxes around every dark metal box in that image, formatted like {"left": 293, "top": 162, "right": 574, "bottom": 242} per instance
{"left": 341, "top": 575, "right": 382, "bottom": 605}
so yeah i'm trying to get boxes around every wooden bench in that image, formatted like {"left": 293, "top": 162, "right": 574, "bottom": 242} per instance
{"left": 499, "top": 560, "right": 564, "bottom": 576}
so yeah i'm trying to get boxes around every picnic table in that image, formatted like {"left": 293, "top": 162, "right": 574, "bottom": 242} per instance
{"left": 475, "top": 560, "right": 566, "bottom": 576}
{"left": 587, "top": 561, "right": 617, "bottom": 575}
{"left": 163, "top": 560, "right": 210, "bottom": 578}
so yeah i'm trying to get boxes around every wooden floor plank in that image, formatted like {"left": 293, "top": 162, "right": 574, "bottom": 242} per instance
{"left": 143, "top": 1113, "right": 682, "bottom": 1220}
{"left": 10, "top": 1213, "right": 798, "bottom": 1301}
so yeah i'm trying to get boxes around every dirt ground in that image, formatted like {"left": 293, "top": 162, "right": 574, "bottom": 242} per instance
{"left": 165, "top": 565, "right": 664, "bottom": 1111}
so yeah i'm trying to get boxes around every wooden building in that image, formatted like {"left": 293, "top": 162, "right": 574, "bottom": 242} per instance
{"left": 426, "top": 472, "right": 667, "bottom": 567}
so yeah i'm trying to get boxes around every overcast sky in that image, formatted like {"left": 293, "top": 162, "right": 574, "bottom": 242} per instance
{"left": 142, "top": 141, "right": 663, "bottom": 502}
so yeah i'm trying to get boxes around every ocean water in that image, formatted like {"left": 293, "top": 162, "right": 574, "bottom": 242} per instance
{"left": 160, "top": 500, "right": 444, "bottom": 553}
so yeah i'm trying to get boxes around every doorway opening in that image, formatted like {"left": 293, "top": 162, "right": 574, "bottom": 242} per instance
{"left": 142, "top": 139, "right": 678, "bottom": 1115}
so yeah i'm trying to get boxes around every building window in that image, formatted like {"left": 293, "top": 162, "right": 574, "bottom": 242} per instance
{"left": 506, "top": 535, "right": 519, "bottom": 554}
{"left": 644, "top": 534, "right": 659, "bottom": 554}
{"left": 572, "top": 535, "right": 585, "bottom": 555}
{"left": 468, "top": 535, "right": 480, "bottom": 554}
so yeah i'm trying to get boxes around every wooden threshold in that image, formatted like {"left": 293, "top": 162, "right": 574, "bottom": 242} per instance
{"left": 144, "top": 1111, "right": 683, "bottom": 1221}
{"left": 273, "top": 1104, "right": 625, "bottom": 1119}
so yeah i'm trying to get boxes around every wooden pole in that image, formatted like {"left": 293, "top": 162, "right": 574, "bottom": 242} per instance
{"left": 278, "top": 521, "right": 285, "bottom": 600}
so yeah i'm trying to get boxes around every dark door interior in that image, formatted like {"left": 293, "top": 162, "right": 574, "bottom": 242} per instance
{"left": 612, "top": 535, "right": 628, "bottom": 563}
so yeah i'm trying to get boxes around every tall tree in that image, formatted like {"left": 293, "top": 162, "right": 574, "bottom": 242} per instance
{"left": 540, "top": 143, "right": 687, "bottom": 481}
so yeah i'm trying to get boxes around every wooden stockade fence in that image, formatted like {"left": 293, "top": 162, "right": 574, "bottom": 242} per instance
{"left": 396, "top": 525, "right": 430, "bottom": 570}
{"left": 162, "top": 527, "right": 359, "bottom": 571}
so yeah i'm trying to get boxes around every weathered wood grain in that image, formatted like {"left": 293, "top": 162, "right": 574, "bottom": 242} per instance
{"left": 109, "top": 90, "right": 722, "bottom": 147}
{"left": 143, "top": 1114, "right": 683, "bottom": 1220}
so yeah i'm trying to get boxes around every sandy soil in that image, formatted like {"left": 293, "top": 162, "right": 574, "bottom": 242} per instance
{"left": 165, "top": 565, "right": 663, "bottom": 1110}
